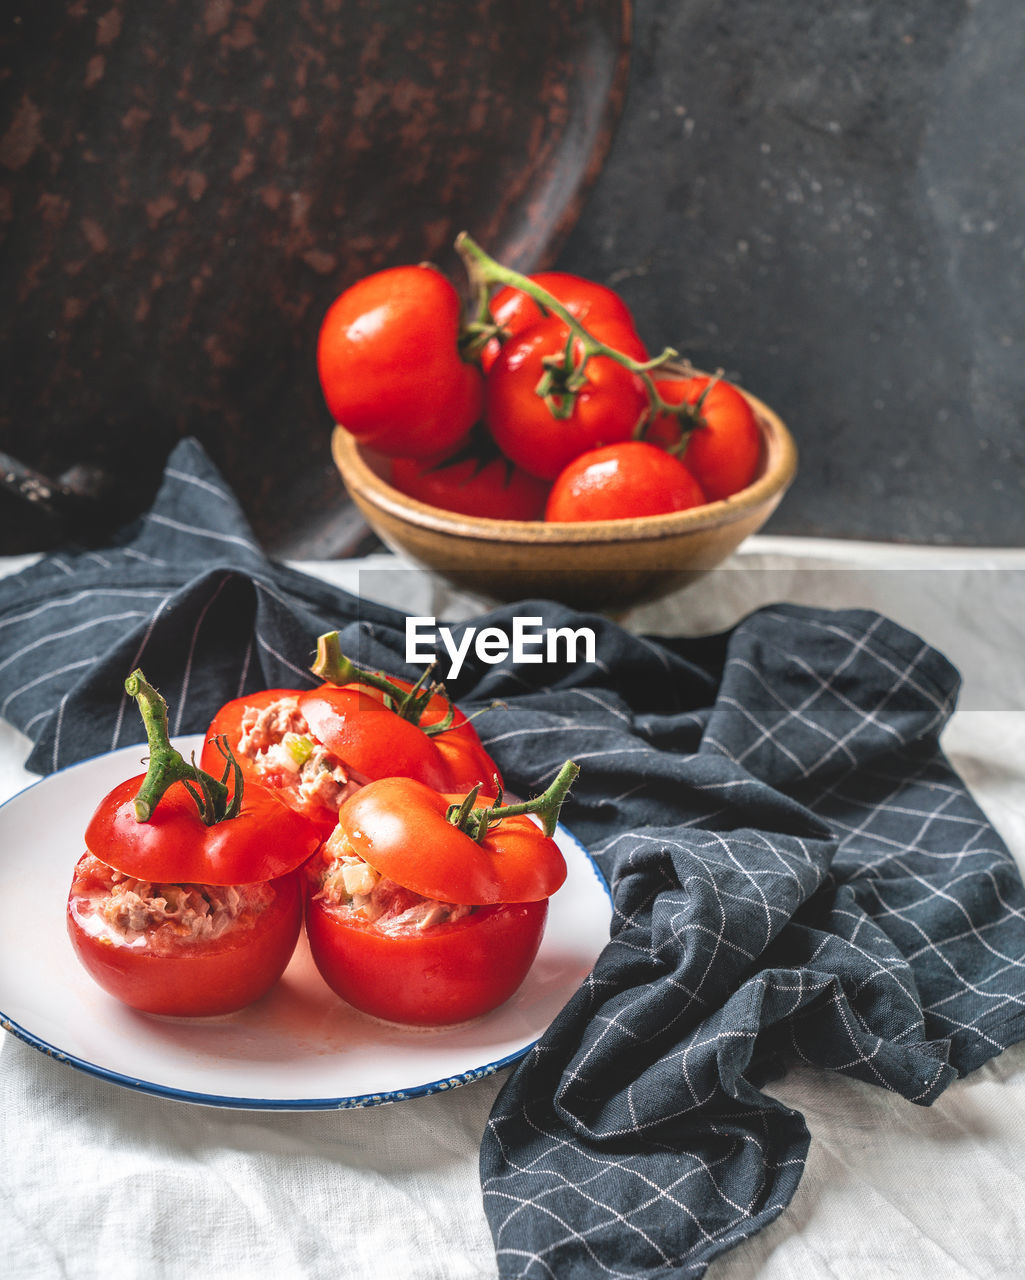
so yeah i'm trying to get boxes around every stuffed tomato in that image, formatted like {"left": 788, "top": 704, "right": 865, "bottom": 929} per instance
{"left": 305, "top": 764, "right": 577, "bottom": 1026}
{"left": 67, "top": 671, "right": 320, "bottom": 1017}
{"left": 199, "top": 632, "right": 502, "bottom": 838}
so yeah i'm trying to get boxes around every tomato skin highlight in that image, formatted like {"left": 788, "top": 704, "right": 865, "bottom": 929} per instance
{"left": 304, "top": 895, "right": 548, "bottom": 1026}
{"left": 316, "top": 264, "right": 483, "bottom": 458}
{"left": 481, "top": 271, "right": 641, "bottom": 372}
{"left": 389, "top": 450, "right": 549, "bottom": 521}
{"left": 67, "top": 858, "right": 304, "bottom": 1016}
{"left": 485, "top": 317, "right": 650, "bottom": 481}
{"left": 649, "top": 376, "right": 762, "bottom": 501}
{"left": 544, "top": 441, "right": 707, "bottom": 522}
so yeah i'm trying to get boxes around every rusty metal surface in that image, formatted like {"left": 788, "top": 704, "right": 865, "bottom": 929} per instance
{"left": 0, "top": 0, "right": 631, "bottom": 555}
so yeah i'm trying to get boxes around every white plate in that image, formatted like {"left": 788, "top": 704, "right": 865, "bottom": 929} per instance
{"left": 0, "top": 737, "right": 612, "bottom": 1110}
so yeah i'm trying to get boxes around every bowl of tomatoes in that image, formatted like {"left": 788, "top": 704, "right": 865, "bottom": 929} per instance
{"left": 322, "top": 237, "right": 798, "bottom": 613}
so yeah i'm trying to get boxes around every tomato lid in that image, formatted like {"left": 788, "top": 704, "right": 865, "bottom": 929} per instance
{"left": 85, "top": 774, "right": 322, "bottom": 886}
{"left": 298, "top": 686, "right": 453, "bottom": 791}
{"left": 334, "top": 777, "right": 567, "bottom": 906}
{"left": 301, "top": 681, "right": 501, "bottom": 794}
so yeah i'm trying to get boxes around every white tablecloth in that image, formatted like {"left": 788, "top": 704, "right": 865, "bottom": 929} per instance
{"left": 3, "top": 538, "right": 1024, "bottom": 1279}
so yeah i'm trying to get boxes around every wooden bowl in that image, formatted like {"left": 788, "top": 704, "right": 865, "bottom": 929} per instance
{"left": 331, "top": 386, "right": 797, "bottom": 613}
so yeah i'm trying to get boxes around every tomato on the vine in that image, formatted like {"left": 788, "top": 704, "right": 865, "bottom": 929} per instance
{"left": 545, "top": 441, "right": 706, "bottom": 522}
{"left": 67, "top": 671, "right": 320, "bottom": 1017}
{"left": 480, "top": 271, "right": 640, "bottom": 372}
{"left": 316, "top": 264, "right": 483, "bottom": 458}
{"left": 389, "top": 434, "right": 550, "bottom": 521}
{"left": 648, "top": 375, "right": 762, "bottom": 501}
{"left": 485, "top": 317, "right": 651, "bottom": 481}
{"left": 304, "top": 765, "right": 576, "bottom": 1025}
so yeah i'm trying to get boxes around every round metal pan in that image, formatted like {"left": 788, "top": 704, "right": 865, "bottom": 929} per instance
{"left": 0, "top": 0, "right": 631, "bottom": 555}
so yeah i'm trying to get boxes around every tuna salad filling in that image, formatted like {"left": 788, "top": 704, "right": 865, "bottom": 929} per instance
{"left": 314, "top": 841, "right": 474, "bottom": 935}
{"left": 237, "top": 696, "right": 362, "bottom": 813}
{"left": 73, "top": 854, "right": 275, "bottom": 952}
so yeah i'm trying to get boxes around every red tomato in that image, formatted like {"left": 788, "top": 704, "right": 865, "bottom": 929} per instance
{"left": 334, "top": 777, "right": 567, "bottom": 905}
{"left": 389, "top": 447, "right": 549, "bottom": 520}
{"left": 305, "top": 895, "right": 547, "bottom": 1026}
{"left": 200, "top": 689, "right": 342, "bottom": 837}
{"left": 67, "top": 853, "right": 303, "bottom": 1016}
{"left": 297, "top": 686, "right": 467, "bottom": 792}
{"left": 325, "top": 673, "right": 503, "bottom": 797}
{"left": 485, "top": 317, "right": 650, "bottom": 481}
{"left": 316, "top": 264, "right": 483, "bottom": 458}
{"left": 545, "top": 440, "right": 706, "bottom": 522}
{"left": 480, "top": 271, "right": 640, "bottom": 372}
{"left": 67, "top": 668, "right": 317, "bottom": 1016}
{"left": 84, "top": 774, "right": 321, "bottom": 885}
{"left": 200, "top": 679, "right": 503, "bottom": 837}
{"left": 303, "top": 774, "right": 569, "bottom": 1024}
{"left": 648, "top": 376, "right": 762, "bottom": 501}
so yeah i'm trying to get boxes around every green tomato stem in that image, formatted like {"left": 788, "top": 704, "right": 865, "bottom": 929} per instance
{"left": 455, "top": 232, "right": 680, "bottom": 421}
{"left": 445, "top": 759, "right": 580, "bottom": 843}
{"left": 126, "top": 670, "right": 241, "bottom": 825}
{"left": 311, "top": 632, "right": 454, "bottom": 735}
{"left": 633, "top": 366, "right": 724, "bottom": 450}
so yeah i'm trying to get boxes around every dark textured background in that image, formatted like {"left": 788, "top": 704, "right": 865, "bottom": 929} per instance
{"left": 558, "top": 0, "right": 1025, "bottom": 544}
{"left": 1, "top": 0, "right": 1022, "bottom": 551}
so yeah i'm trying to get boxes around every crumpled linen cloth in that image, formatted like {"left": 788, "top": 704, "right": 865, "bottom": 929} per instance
{"left": 2, "top": 439, "right": 1024, "bottom": 1279}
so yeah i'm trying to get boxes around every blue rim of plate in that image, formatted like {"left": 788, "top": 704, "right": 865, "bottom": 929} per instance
{"left": 0, "top": 1010, "right": 545, "bottom": 1110}
{"left": 0, "top": 747, "right": 613, "bottom": 1111}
